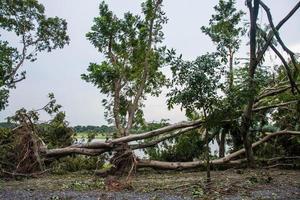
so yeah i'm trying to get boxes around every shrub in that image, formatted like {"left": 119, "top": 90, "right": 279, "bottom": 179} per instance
{"left": 50, "top": 155, "right": 106, "bottom": 174}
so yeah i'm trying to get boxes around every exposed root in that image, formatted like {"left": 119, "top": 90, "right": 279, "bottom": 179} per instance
{"left": 108, "top": 143, "right": 137, "bottom": 177}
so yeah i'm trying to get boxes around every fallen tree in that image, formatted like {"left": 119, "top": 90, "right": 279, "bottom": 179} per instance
{"left": 2, "top": 105, "right": 300, "bottom": 178}
{"left": 4, "top": 99, "right": 299, "bottom": 176}
{"left": 136, "top": 130, "right": 300, "bottom": 169}
{"left": 42, "top": 124, "right": 300, "bottom": 169}
{"left": 43, "top": 120, "right": 203, "bottom": 157}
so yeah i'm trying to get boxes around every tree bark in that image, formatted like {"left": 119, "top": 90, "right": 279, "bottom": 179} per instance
{"left": 130, "top": 125, "right": 201, "bottom": 150}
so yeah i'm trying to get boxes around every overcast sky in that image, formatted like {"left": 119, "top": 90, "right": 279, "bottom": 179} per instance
{"left": 1, "top": 0, "right": 299, "bottom": 126}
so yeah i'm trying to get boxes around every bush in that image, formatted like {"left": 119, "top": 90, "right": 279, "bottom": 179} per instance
{"left": 38, "top": 112, "right": 75, "bottom": 149}
{"left": 0, "top": 128, "right": 17, "bottom": 172}
{"left": 145, "top": 130, "right": 205, "bottom": 162}
{"left": 50, "top": 155, "right": 106, "bottom": 174}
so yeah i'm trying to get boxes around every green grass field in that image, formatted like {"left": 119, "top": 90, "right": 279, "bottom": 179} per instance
{"left": 75, "top": 132, "right": 109, "bottom": 140}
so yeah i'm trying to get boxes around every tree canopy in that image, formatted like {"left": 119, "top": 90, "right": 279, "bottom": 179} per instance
{"left": 0, "top": 0, "right": 69, "bottom": 110}
{"left": 82, "top": 0, "right": 168, "bottom": 137}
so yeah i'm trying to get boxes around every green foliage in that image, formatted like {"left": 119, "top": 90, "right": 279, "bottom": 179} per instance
{"left": 0, "top": 0, "right": 69, "bottom": 110}
{"left": 222, "top": 64, "right": 273, "bottom": 112}
{"left": 146, "top": 130, "right": 205, "bottom": 162}
{"left": 140, "top": 120, "right": 206, "bottom": 162}
{"left": 38, "top": 112, "right": 75, "bottom": 148}
{"left": 270, "top": 66, "right": 300, "bottom": 130}
{"left": 0, "top": 128, "right": 16, "bottom": 171}
{"left": 73, "top": 125, "right": 115, "bottom": 133}
{"left": 201, "top": 0, "right": 245, "bottom": 62}
{"left": 50, "top": 156, "right": 105, "bottom": 175}
{"left": 0, "top": 94, "right": 76, "bottom": 174}
{"left": 82, "top": 0, "right": 168, "bottom": 129}
{"left": 254, "top": 140, "right": 285, "bottom": 159}
{"left": 167, "top": 52, "right": 223, "bottom": 118}
{"left": 136, "top": 119, "right": 170, "bottom": 133}
{"left": 8, "top": 93, "right": 62, "bottom": 124}
{"left": 192, "top": 186, "right": 204, "bottom": 198}
{"left": 10, "top": 93, "right": 75, "bottom": 149}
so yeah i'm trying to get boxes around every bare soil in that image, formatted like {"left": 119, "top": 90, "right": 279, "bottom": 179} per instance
{"left": 1, "top": 169, "right": 299, "bottom": 199}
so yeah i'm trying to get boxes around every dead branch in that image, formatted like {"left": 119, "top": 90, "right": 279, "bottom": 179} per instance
{"left": 266, "top": 156, "right": 300, "bottom": 163}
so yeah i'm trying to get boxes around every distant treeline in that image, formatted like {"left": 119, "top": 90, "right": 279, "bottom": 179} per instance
{"left": 0, "top": 121, "right": 168, "bottom": 134}
{"left": 0, "top": 122, "right": 16, "bottom": 129}
{"left": 0, "top": 122, "right": 116, "bottom": 133}
{"left": 73, "top": 125, "right": 115, "bottom": 133}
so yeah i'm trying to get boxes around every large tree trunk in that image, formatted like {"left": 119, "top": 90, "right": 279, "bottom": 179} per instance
{"left": 240, "top": 0, "right": 260, "bottom": 167}
{"left": 240, "top": 0, "right": 300, "bottom": 167}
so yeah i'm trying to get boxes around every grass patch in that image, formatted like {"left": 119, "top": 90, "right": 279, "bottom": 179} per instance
{"left": 62, "top": 179, "right": 105, "bottom": 191}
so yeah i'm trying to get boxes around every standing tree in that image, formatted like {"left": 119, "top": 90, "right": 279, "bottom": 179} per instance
{"left": 240, "top": 0, "right": 300, "bottom": 166}
{"left": 201, "top": 0, "right": 245, "bottom": 90}
{"left": 201, "top": 0, "right": 245, "bottom": 158}
{"left": 0, "top": 0, "right": 70, "bottom": 110}
{"left": 82, "top": 0, "right": 168, "bottom": 138}
{"left": 167, "top": 52, "right": 223, "bottom": 189}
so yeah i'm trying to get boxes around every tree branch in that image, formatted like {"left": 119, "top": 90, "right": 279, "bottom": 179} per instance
{"left": 259, "top": 1, "right": 300, "bottom": 93}
{"left": 256, "top": 82, "right": 300, "bottom": 102}
{"left": 137, "top": 130, "right": 300, "bottom": 169}
{"left": 125, "top": 0, "right": 163, "bottom": 135}
{"left": 252, "top": 100, "right": 299, "bottom": 112}
{"left": 72, "top": 119, "right": 204, "bottom": 150}
{"left": 6, "top": 34, "right": 27, "bottom": 84}
{"left": 130, "top": 125, "right": 202, "bottom": 150}
{"left": 44, "top": 147, "right": 107, "bottom": 157}
{"left": 256, "top": 1, "right": 300, "bottom": 64}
